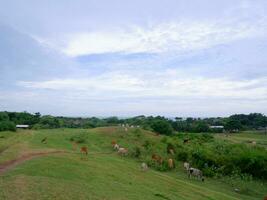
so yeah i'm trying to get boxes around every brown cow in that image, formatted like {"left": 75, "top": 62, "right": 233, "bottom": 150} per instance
{"left": 152, "top": 154, "right": 163, "bottom": 164}
{"left": 80, "top": 146, "right": 88, "bottom": 155}
{"left": 111, "top": 140, "right": 117, "bottom": 146}
{"left": 264, "top": 196, "right": 267, "bottom": 200}
{"left": 168, "top": 158, "right": 174, "bottom": 169}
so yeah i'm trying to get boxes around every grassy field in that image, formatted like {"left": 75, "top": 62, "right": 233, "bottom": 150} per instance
{"left": 215, "top": 131, "right": 267, "bottom": 149}
{"left": 0, "top": 127, "right": 266, "bottom": 200}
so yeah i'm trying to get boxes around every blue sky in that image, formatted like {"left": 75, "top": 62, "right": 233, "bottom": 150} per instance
{"left": 0, "top": 0, "right": 267, "bottom": 117}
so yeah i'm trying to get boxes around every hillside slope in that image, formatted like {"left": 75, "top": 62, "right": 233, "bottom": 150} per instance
{"left": 0, "top": 127, "right": 266, "bottom": 200}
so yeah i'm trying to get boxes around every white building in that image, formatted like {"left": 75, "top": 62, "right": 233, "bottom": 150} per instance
{"left": 209, "top": 125, "right": 224, "bottom": 129}
{"left": 16, "top": 125, "right": 29, "bottom": 129}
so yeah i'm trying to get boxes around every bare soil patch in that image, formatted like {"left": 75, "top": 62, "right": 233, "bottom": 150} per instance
{"left": 0, "top": 150, "right": 66, "bottom": 175}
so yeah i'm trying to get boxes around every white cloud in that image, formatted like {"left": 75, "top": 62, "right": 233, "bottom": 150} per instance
{"left": 18, "top": 70, "right": 267, "bottom": 101}
{"left": 58, "top": 18, "right": 266, "bottom": 56}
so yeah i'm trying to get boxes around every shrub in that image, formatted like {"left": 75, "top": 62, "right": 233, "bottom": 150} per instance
{"left": 133, "top": 128, "right": 142, "bottom": 138}
{"left": 69, "top": 133, "right": 87, "bottom": 143}
{"left": 176, "top": 150, "right": 189, "bottom": 162}
{"left": 151, "top": 120, "right": 173, "bottom": 135}
{"left": 143, "top": 140, "right": 152, "bottom": 150}
{"left": 130, "top": 146, "right": 142, "bottom": 158}
{"left": 161, "top": 136, "right": 168, "bottom": 143}
{"left": 0, "top": 121, "right": 16, "bottom": 132}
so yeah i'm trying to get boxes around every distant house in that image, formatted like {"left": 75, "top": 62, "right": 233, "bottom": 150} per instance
{"left": 210, "top": 125, "right": 224, "bottom": 129}
{"left": 16, "top": 125, "right": 29, "bottom": 129}
{"left": 210, "top": 125, "right": 224, "bottom": 133}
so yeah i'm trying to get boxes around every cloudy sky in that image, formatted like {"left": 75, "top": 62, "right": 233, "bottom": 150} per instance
{"left": 0, "top": 0, "right": 267, "bottom": 117}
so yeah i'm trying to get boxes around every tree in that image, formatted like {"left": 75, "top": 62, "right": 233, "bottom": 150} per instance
{"left": 151, "top": 120, "right": 173, "bottom": 135}
{"left": 39, "top": 116, "right": 60, "bottom": 129}
{"left": 193, "top": 121, "right": 210, "bottom": 133}
{"left": 0, "top": 112, "right": 9, "bottom": 121}
{"left": 225, "top": 119, "right": 242, "bottom": 132}
{"left": 0, "top": 121, "right": 16, "bottom": 131}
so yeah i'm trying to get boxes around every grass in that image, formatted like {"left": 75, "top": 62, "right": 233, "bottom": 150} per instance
{"left": 0, "top": 127, "right": 266, "bottom": 200}
{"left": 215, "top": 131, "right": 267, "bottom": 149}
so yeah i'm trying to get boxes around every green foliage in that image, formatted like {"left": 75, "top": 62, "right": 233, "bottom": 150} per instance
{"left": 38, "top": 116, "right": 60, "bottom": 129}
{"left": 192, "top": 121, "right": 210, "bottom": 133}
{"left": 225, "top": 119, "right": 242, "bottom": 132}
{"left": 0, "top": 121, "right": 16, "bottom": 131}
{"left": 175, "top": 149, "right": 189, "bottom": 162}
{"left": 130, "top": 146, "right": 142, "bottom": 158}
{"left": 143, "top": 140, "right": 153, "bottom": 150}
{"left": 69, "top": 133, "right": 87, "bottom": 143}
{"left": 0, "top": 112, "right": 9, "bottom": 121}
{"left": 133, "top": 128, "right": 142, "bottom": 138}
{"left": 151, "top": 120, "right": 173, "bottom": 135}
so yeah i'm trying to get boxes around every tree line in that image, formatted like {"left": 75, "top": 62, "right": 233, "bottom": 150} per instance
{"left": 0, "top": 111, "right": 266, "bottom": 134}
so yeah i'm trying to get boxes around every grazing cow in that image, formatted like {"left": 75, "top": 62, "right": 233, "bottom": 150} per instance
{"left": 118, "top": 147, "right": 128, "bottom": 156}
{"left": 113, "top": 143, "right": 120, "bottom": 150}
{"left": 80, "top": 146, "right": 88, "bottom": 155}
{"left": 183, "top": 139, "right": 190, "bottom": 144}
{"left": 188, "top": 167, "right": 204, "bottom": 181}
{"left": 111, "top": 140, "right": 117, "bottom": 146}
{"left": 125, "top": 127, "right": 128, "bottom": 132}
{"left": 140, "top": 162, "right": 148, "bottom": 171}
{"left": 251, "top": 141, "right": 257, "bottom": 145}
{"left": 183, "top": 162, "right": 190, "bottom": 171}
{"left": 168, "top": 158, "right": 174, "bottom": 169}
{"left": 41, "top": 137, "right": 47, "bottom": 144}
{"left": 152, "top": 154, "right": 163, "bottom": 164}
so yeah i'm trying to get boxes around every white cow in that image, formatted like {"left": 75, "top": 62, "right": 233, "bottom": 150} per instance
{"left": 183, "top": 162, "right": 190, "bottom": 171}
{"left": 113, "top": 143, "right": 120, "bottom": 150}
{"left": 140, "top": 162, "right": 148, "bottom": 171}
{"left": 118, "top": 147, "right": 128, "bottom": 156}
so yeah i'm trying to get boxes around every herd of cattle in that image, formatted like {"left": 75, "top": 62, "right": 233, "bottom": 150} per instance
{"left": 41, "top": 136, "right": 204, "bottom": 182}
{"left": 111, "top": 140, "right": 204, "bottom": 181}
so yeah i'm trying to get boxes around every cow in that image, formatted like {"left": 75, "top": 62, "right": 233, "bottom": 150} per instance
{"left": 168, "top": 158, "right": 174, "bottom": 169}
{"left": 111, "top": 140, "right": 117, "bottom": 146}
{"left": 118, "top": 147, "right": 128, "bottom": 156}
{"left": 264, "top": 195, "right": 267, "bottom": 200}
{"left": 251, "top": 141, "right": 257, "bottom": 145}
{"left": 188, "top": 167, "right": 204, "bottom": 181}
{"left": 152, "top": 154, "right": 163, "bottom": 164}
{"left": 80, "top": 146, "right": 88, "bottom": 155}
{"left": 140, "top": 162, "right": 148, "bottom": 171}
{"left": 113, "top": 143, "right": 120, "bottom": 150}
{"left": 183, "top": 162, "right": 190, "bottom": 171}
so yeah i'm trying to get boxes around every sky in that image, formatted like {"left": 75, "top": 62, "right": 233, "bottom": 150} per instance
{"left": 0, "top": 0, "right": 267, "bottom": 117}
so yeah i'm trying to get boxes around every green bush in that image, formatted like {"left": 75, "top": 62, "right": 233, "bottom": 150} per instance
{"left": 0, "top": 121, "right": 16, "bottom": 131}
{"left": 175, "top": 150, "right": 189, "bottom": 162}
{"left": 69, "top": 133, "right": 87, "bottom": 143}
{"left": 130, "top": 146, "right": 142, "bottom": 158}
{"left": 151, "top": 120, "right": 173, "bottom": 135}
{"left": 143, "top": 140, "right": 153, "bottom": 150}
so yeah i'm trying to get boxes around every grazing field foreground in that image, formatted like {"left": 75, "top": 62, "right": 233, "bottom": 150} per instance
{"left": 0, "top": 127, "right": 266, "bottom": 200}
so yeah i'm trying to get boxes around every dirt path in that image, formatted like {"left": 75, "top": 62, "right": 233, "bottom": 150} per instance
{"left": 0, "top": 150, "right": 67, "bottom": 175}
